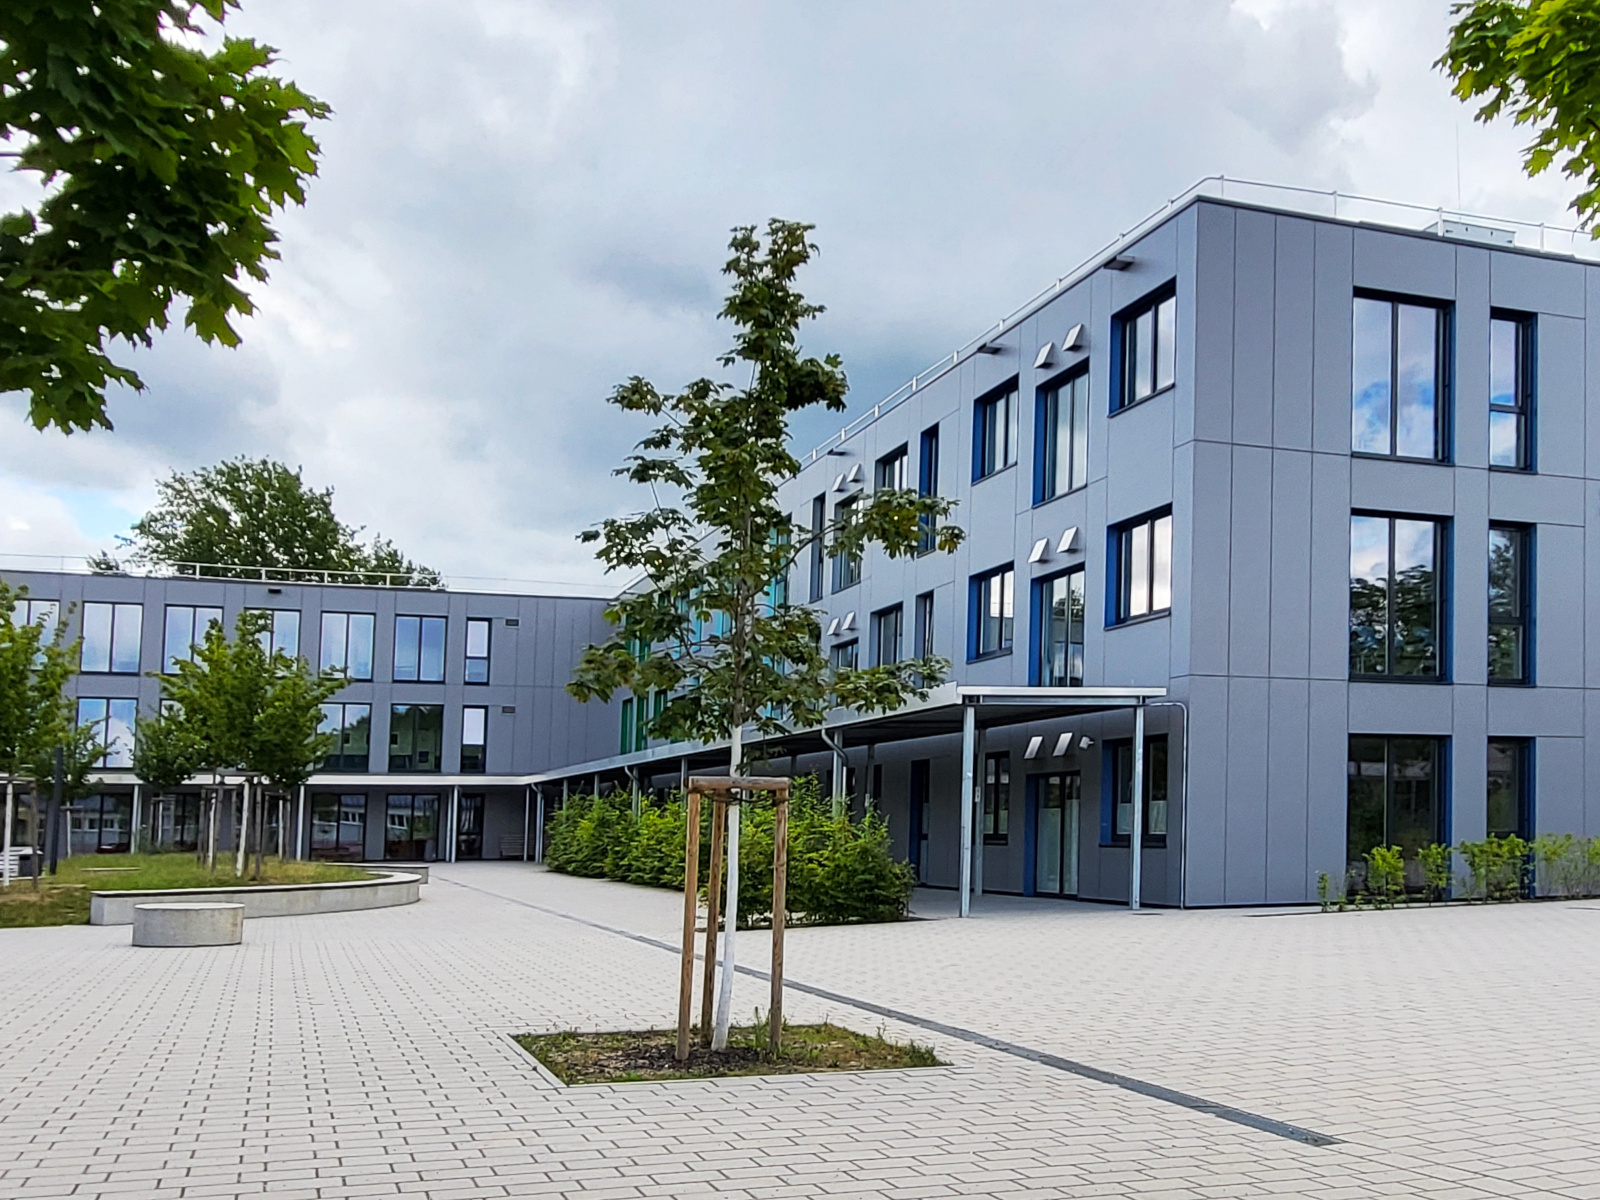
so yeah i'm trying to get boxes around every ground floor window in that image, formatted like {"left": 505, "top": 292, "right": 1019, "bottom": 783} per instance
{"left": 1346, "top": 736, "right": 1444, "bottom": 873}
{"left": 1486, "top": 738, "right": 1532, "bottom": 839}
{"left": 311, "top": 793, "right": 367, "bottom": 860}
{"left": 1031, "top": 772, "right": 1080, "bottom": 896}
{"left": 146, "top": 793, "right": 201, "bottom": 852}
{"left": 385, "top": 793, "right": 440, "bottom": 861}
{"left": 1107, "top": 736, "right": 1167, "bottom": 846}
{"left": 983, "top": 752, "right": 1010, "bottom": 844}
{"left": 68, "top": 793, "right": 131, "bottom": 854}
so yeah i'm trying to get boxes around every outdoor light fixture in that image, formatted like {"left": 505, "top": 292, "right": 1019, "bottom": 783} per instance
{"left": 1024, "top": 736, "right": 1044, "bottom": 760}
{"left": 1053, "top": 731, "right": 1075, "bottom": 757}
{"left": 1079, "top": 736, "right": 1095, "bottom": 750}
{"left": 1104, "top": 254, "right": 1135, "bottom": 271}
{"left": 1062, "top": 322, "right": 1086, "bottom": 351}
{"left": 825, "top": 447, "right": 850, "bottom": 456}
{"left": 1033, "top": 343, "right": 1055, "bottom": 369}
{"left": 976, "top": 340, "right": 1004, "bottom": 354}
{"left": 1028, "top": 537, "right": 1050, "bottom": 564}
{"left": 1057, "top": 526, "right": 1079, "bottom": 554}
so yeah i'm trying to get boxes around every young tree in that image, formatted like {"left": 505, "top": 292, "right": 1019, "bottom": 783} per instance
{"left": 568, "top": 220, "right": 963, "bottom": 1047}
{"left": 0, "top": 583, "right": 76, "bottom": 888}
{"left": 152, "top": 610, "right": 340, "bottom": 877}
{"left": 28, "top": 724, "right": 104, "bottom": 882}
{"left": 1440, "top": 0, "right": 1600, "bottom": 229}
{"left": 106, "top": 457, "right": 438, "bottom": 585}
{"left": 131, "top": 706, "right": 206, "bottom": 860}
{"left": 0, "top": 0, "right": 330, "bottom": 433}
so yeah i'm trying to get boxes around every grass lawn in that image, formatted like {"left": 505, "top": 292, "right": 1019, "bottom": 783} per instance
{"left": 0, "top": 855, "right": 377, "bottom": 928}
{"left": 516, "top": 1022, "right": 944, "bottom": 1084}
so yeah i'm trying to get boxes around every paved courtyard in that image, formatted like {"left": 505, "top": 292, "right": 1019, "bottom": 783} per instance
{"left": 2, "top": 863, "right": 1599, "bottom": 1199}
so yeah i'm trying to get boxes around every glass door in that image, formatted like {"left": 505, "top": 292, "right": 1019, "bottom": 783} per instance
{"left": 456, "top": 793, "right": 484, "bottom": 860}
{"left": 385, "top": 793, "right": 440, "bottom": 861}
{"left": 1033, "top": 772, "right": 1080, "bottom": 897}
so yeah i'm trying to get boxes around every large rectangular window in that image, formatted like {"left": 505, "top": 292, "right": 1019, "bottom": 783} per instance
{"left": 384, "top": 793, "right": 439, "bottom": 861}
{"left": 251, "top": 609, "right": 300, "bottom": 659}
{"left": 970, "top": 565, "right": 1014, "bottom": 659}
{"left": 1489, "top": 312, "right": 1533, "bottom": 470}
{"left": 1349, "top": 514, "right": 1445, "bottom": 679}
{"left": 465, "top": 617, "right": 491, "bottom": 684}
{"left": 808, "top": 494, "right": 826, "bottom": 602}
{"left": 393, "top": 615, "right": 446, "bottom": 682}
{"left": 1351, "top": 294, "right": 1449, "bottom": 460}
{"left": 461, "top": 706, "right": 487, "bottom": 773}
{"left": 318, "top": 703, "right": 372, "bottom": 772}
{"left": 76, "top": 698, "right": 137, "bottom": 769}
{"left": 163, "top": 604, "right": 221, "bottom": 673}
{"left": 320, "top": 612, "right": 375, "bottom": 681}
{"left": 1113, "top": 510, "right": 1172, "bottom": 622}
{"left": 983, "top": 751, "right": 1010, "bottom": 844}
{"left": 1036, "top": 569, "right": 1085, "bottom": 687}
{"left": 1487, "top": 738, "right": 1531, "bottom": 839}
{"left": 1488, "top": 524, "right": 1530, "bottom": 684}
{"left": 1116, "top": 286, "right": 1176, "bottom": 410}
{"left": 874, "top": 444, "right": 908, "bottom": 491}
{"left": 1109, "top": 736, "right": 1168, "bottom": 846}
{"left": 82, "top": 602, "right": 143, "bottom": 674}
{"left": 1037, "top": 369, "right": 1089, "bottom": 502}
{"left": 918, "top": 423, "right": 940, "bottom": 554}
{"left": 1346, "top": 736, "right": 1443, "bottom": 872}
{"left": 831, "top": 495, "right": 861, "bottom": 592}
{"left": 871, "top": 604, "right": 903, "bottom": 667}
{"left": 388, "top": 704, "right": 443, "bottom": 772}
{"left": 973, "top": 381, "right": 1018, "bottom": 480}
{"left": 309, "top": 793, "right": 367, "bottom": 860}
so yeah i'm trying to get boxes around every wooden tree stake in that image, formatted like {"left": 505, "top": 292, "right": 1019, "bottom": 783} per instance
{"left": 675, "top": 787, "right": 703, "bottom": 1062}
{"left": 700, "top": 797, "right": 726, "bottom": 1047}
{"left": 769, "top": 794, "right": 788, "bottom": 1058}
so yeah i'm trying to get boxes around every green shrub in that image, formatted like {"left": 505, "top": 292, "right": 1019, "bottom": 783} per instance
{"left": 1363, "top": 845, "right": 1405, "bottom": 907}
{"left": 1532, "top": 832, "right": 1582, "bottom": 898}
{"left": 1458, "top": 835, "right": 1527, "bottom": 902}
{"left": 543, "top": 774, "right": 913, "bottom": 925}
{"left": 1418, "top": 843, "right": 1453, "bottom": 903}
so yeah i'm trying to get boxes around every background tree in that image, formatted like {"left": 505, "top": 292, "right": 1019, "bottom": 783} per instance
{"left": 28, "top": 723, "right": 104, "bottom": 880}
{"left": 1441, "top": 0, "right": 1600, "bottom": 229}
{"left": 131, "top": 706, "right": 206, "bottom": 859}
{"left": 152, "top": 610, "right": 340, "bottom": 877}
{"left": 104, "top": 457, "right": 438, "bottom": 584}
{"left": 0, "top": 583, "right": 76, "bottom": 888}
{"left": 0, "top": 0, "right": 330, "bottom": 432}
{"left": 568, "top": 219, "right": 963, "bottom": 1047}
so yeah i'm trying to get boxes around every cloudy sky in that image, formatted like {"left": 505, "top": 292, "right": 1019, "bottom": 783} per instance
{"left": 0, "top": 0, "right": 1579, "bottom": 591}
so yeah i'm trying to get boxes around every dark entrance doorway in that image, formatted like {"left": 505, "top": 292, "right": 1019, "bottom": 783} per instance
{"left": 385, "top": 793, "right": 440, "bottom": 861}
{"left": 908, "top": 760, "right": 931, "bottom": 883}
{"left": 1027, "top": 772, "right": 1080, "bottom": 897}
{"left": 456, "top": 793, "right": 484, "bottom": 860}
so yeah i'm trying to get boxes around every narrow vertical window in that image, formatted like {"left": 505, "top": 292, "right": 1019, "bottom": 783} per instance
{"left": 971, "top": 566, "right": 1015, "bottom": 658}
{"left": 917, "top": 423, "right": 940, "bottom": 554}
{"left": 808, "top": 494, "right": 826, "bottom": 601}
{"left": 1486, "top": 738, "right": 1531, "bottom": 839}
{"left": 1489, "top": 312, "right": 1533, "bottom": 470}
{"left": 983, "top": 751, "right": 1010, "bottom": 843}
{"left": 1037, "top": 569, "right": 1085, "bottom": 686}
{"left": 465, "top": 617, "right": 491, "bottom": 684}
{"left": 1351, "top": 294, "right": 1448, "bottom": 460}
{"left": 1114, "top": 511, "right": 1172, "bottom": 622}
{"left": 1349, "top": 514, "right": 1444, "bottom": 678}
{"left": 871, "top": 604, "right": 903, "bottom": 666}
{"left": 1111, "top": 736, "right": 1168, "bottom": 844}
{"left": 831, "top": 495, "right": 861, "bottom": 591}
{"left": 1116, "top": 286, "right": 1177, "bottom": 410}
{"left": 1487, "top": 524, "right": 1530, "bottom": 684}
{"left": 461, "top": 706, "right": 487, "bottom": 773}
{"left": 974, "top": 382, "right": 1018, "bottom": 479}
{"left": 914, "top": 591, "right": 935, "bottom": 659}
{"left": 1037, "top": 370, "right": 1090, "bottom": 502}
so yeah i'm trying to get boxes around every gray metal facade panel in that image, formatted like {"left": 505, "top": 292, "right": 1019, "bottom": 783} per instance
{"left": 1272, "top": 216, "right": 1316, "bottom": 451}
{"left": 1454, "top": 247, "right": 1492, "bottom": 468}
{"left": 1185, "top": 439, "right": 1232, "bottom": 678}
{"left": 1231, "top": 207, "right": 1276, "bottom": 448}
{"left": 1267, "top": 449, "right": 1313, "bottom": 679}
{"left": 1534, "top": 734, "right": 1586, "bottom": 837}
{"left": 1536, "top": 522, "right": 1586, "bottom": 689}
{"left": 1191, "top": 202, "right": 1236, "bottom": 446}
{"left": 1353, "top": 227, "right": 1456, "bottom": 300}
{"left": 1264, "top": 676, "right": 1310, "bottom": 899}
{"left": 1491, "top": 248, "right": 1587, "bottom": 318}
{"left": 1311, "top": 222, "right": 1356, "bottom": 455}
{"left": 1223, "top": 675, "right": 1270, "bottom": 903}
{"left": 1226, "top": 444, "right": 1273, "bottom": 677}
{"left": 1536, "top": 314, "right": 1588, "bottom": 478}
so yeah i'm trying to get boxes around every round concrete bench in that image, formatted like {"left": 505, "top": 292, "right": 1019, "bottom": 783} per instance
{"left": 132, "top": 903, "right": 244, "bottom": 947}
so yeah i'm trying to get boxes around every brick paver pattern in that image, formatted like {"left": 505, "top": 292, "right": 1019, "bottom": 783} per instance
{"left": 3, "top": 863, "right": 1598, "bottom": 1199}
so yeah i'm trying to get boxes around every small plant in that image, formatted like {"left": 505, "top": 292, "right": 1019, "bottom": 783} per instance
{"left": 1317, "top": 871, "right": 1333, "bottom": 913}
{"left": 1458, "top": 836, "right": 1527, "bottom": 902}
{"left": 1418, "top": 843, "right": 1452, "bottom": 904}
{"left": 1363, "top": 845, "right": 1405, "bottom": 908}
{"left": 1532, "top": 832, "right": 1580, "bottom": 898}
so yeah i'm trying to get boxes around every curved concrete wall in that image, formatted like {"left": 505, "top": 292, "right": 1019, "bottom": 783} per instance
{"left": 90, "top": 871, "right": 422, "bottom": 926}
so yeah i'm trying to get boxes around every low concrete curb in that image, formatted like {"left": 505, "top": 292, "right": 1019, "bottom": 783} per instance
{"left": 90, "top": 871, "right": 422, "bottom": 926}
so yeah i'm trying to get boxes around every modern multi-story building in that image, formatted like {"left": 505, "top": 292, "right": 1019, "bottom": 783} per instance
{"left": 9, "top": 179, "right": 1600, "bottom": 907}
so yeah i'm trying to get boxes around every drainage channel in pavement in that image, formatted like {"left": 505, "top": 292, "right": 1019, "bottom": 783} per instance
{"left": 442, "top": 876, "right": 1342, "bottom": 1149}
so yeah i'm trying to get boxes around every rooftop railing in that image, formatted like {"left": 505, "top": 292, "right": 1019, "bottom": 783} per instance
{"left": 799, "top": 174, "right": 1597, "bottom": 467}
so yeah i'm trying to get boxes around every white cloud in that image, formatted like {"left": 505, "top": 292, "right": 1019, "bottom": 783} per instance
{"left": 0, "top": 0, "right": 1576, "bottom": 585}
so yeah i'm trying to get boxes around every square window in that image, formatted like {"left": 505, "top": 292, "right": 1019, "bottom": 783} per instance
{"left": 829, "top": 639, "right": 859, "bottom": 670}
{"left": 82, "top": 602, "right": 144, "bottom": 674}
{"left": 1346, "top": 736, "right": 1444, "bottom": 876}
{"left": 1349, "top": 514, "right": 1446, "bottom": 679}
{"left": 394, "top": 615, "right": 446, "bottom": 682}
{"left": 320, "top": 613, "right": 375, "bottom": 680}
{"left": 1112, "top": 511, "right": 1172, "bottom": 622}
{"left": 1351, "top": 294, "right": 1450, "bottom": 461}
{"left": 874, "top": 445, "right": 909, "bottom": 491}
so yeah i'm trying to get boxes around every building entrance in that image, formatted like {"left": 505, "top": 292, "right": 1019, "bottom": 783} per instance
{"left": 1029, "top": 772, "right": 1080, "bottom": 897}
{"left": 384, "top": 794, "right": 440, "bottom": 861}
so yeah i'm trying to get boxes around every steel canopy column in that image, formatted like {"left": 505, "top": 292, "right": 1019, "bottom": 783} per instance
{"left": 296, "top": 785, "right": 307, "bottom": 860}
{"left": 1130, "top": 703, "right": 1145, "bottom": 910}
{"left": 522, "top": 786, "right": 531, "bottom": 862}
{"left": 130, "top": 785, "right": 142, "bottom": 855}
{"left": 958, "top": 703, "right": 976, "bottom": 918}
{"left": 535, "top": 786, "right": 546, "bottom": 862}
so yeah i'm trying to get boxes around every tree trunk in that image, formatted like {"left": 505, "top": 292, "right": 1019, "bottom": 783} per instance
{"left": 252, "top": 788, "right": 265, "bottom": 881}
{"left": 234, "top": 781, "right": 249, "bottom": 878}
{"left": 712, "top": 724, "right": 743, "bottom": 1050}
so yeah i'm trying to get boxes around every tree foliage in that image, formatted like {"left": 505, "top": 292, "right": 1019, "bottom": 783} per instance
{"left": 0, "top": 0, "right": 330, "bottom": 432}
{"left": 140, "top": 609, "right": 341, "bottom": 789}
{"left": 0, "top": 582, "right": 77, "bottom": 781}
{"left": 1440, "top": 0, "right": 1600, "bottom": 229}
{"left": 567, "top": 220, "right": 964, "bottom": 753}
{"left": 106, "top": 457, "right": 438, "bottom": 584}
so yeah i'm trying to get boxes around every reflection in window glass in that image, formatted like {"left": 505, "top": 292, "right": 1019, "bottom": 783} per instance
{"left": 461, "top": 705, "right": 487, "bottom": 773}
{"left": 1349, "top": 515, "right": 1442, "bottom": 678}
{"left": 1489, "top": 314, "right": 1532, "bottom": 470}
{"left": 1039, "top": 371, "right": 1090, "bottom": 501}
{"left": 389, "top": 704, "right": 443, "bottom": 772}
{"left": 831, "top": 496, "right": 862, "bottom": 591}
{"left": 871, "top": 605, "right": 903, "bottom": 667}
{"left": 874, "top": 446, "right": 908, "bottom": 490}
{"left": 972, "top": 566, "right": 1014, "bottom": 657}
{"left": 310, "top": 793, "right": 366, "bottom": 860}
{"left": 465, "top": 618, "right": 491, "bottom": 684}
{"left": 77, "top": 698, "right": 138, "bottom": 768}
{"left": 251, "top": 609, "right": 300, "bottom": 658}
{"left": 975, "top": 384, "right": 1018, "bottom": 478}
{"left": 1352, "top": 296, "right": 1445, "bottom": 460}
{"left": 1488, "top": 525, "right": 1529, "bottom": 683}
{"left": 384, "top": 793, "right": 439, "bottom": 861}
{"left": 1116, "top": 512, "right": 1172, "bottom": 621}
{"left": 1118, "top": 290, "right": 1177, "bottom": 409}
{"left": 162, "top": 605, "right": 221, "bottom": 673}
{"left": 318, "top": 703, "right": 371, "bottom": 772}
{"left": 1346, "top": 736, "right": 1442, "bottom": 876}
{"left": 1113, "top": 737, "right": 1168, "bottom": 842}
{"left": 81, "top": 602, "right": 143, "bottom": 673}
{"left": 983, "top": 751, "right": 1010, "bottom": 843}
{"left": 1038, "top": 570, "right": 1085, "bottom": 687}
{"left": 320, "top": 613, "right": 374, "bottom": 680}
{"left": 393, "top": 615, "right": 446, "bottom": 682}
{"left": 1486, "top": 738, "right": 1529, "bottom": 839}
{"left": 829, "top": 640, "right": 859, "bottom": 670}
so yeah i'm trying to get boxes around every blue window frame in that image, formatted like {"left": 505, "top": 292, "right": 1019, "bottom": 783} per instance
{"left": 1351, "top": 292, "right": 1451, "bottom": 461}
{"left": 1100, "top": 735, "right": 1168, "bottom": 847}
{"left": 1349, "top": 513, "right": 1447, "bottom": 680}
{"left": 1107, "top": 509, "right": 1172, "bottom": 624}
{"left": 968, "top": 564, "right": 1015, "bottom": 660}
{"left": 1030, "top": 568, "right": 1085, "bottom": 686}
{"left": 1489, "top": 311, "right": 1534, "bottom": 471}
{"left": 1035, "top": 368, "right": 1089, "bottom": 503}
{"left": 972, "top": 380, "right": 1018, "bottom": 481}
{"left": 1113, "top": 284, "right": 1176, "bottom": 411}
{"left": 1486, "top": 737, "right": 1532, "bottom": 840}
{"left": 918, "top": 423, "right": 940, "bottom": 554}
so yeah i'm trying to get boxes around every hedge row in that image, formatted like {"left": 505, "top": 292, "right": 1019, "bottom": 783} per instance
{"left": 544, "top": 775, "right": 915, "bottom": 925}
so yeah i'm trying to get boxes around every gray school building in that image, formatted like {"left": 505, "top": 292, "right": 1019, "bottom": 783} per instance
{"left": 8, "top": 180, "right": 1600, "bottom": 907}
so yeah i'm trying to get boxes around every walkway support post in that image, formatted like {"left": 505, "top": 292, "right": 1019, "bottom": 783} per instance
{"left": 1130, "top": 702, "right": 1145, "bottom": 910}
{"left": 522, "top": 787, "right": 531, "bottom": 862}
{"left": 130, "top": 785, "right": 142, "bottom": 855}
{"left": 296, "top": 785, "right": 307, "bottom": 860}
{"left": 675, "top": 784, "right": 703, "bottom": 1061}
{"left": 958, "top": 702, "right": 976, "bottom": 918}
{"left": 535, "top": 787, "right": 546, "bottom": 863}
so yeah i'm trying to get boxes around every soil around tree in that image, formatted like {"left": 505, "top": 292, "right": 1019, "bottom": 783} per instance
{"left": 515, "top": 1022, "right": 943, "bottom": 1084}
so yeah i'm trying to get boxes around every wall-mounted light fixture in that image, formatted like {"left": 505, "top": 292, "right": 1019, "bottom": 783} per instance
{"left": 1024, "top": 736, "right": 1044, "bottom": 760}
{"left": 1052, "top": 731, "right": 1076, "bottom": 757}
{"left": 1062, "top": 323, "right": 1086, "bottom": 351}
{"left": 1104, "top": 255, "right": 1135, "bottom": 271}
{"left": 1033, "top": 343, "right": 1055, "bottom": 370}
{"left": 1028, "top": 537, "right": 1050, "bottom": 564}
